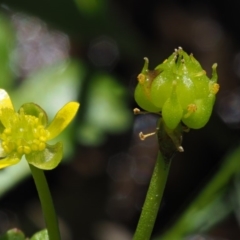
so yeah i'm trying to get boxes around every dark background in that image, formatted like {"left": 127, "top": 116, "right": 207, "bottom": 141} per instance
{"left": 0, "top": 0, "right": 240, "bottom": 239}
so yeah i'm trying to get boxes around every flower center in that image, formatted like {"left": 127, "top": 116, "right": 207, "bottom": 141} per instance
{"left": 0, "top": 108, "right": 50, "bottom": 155}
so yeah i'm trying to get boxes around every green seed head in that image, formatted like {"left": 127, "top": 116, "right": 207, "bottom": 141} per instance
{"left": 134, "top": 47, "right": 219, "bottom": 129}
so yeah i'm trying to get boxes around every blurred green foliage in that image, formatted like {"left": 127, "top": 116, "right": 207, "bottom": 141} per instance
{"left": 74, "top": 0, "right": 106, "bottom": 17}
{"left": 0, "top": 228, "right": 25, "bottom": 240}
{"left": 31, "top": 229, "right": 49, "bottom": 240}
{"left": 78, "top": 73, "right": 132, "bottom": 145}
{"left": 0, "top": 1, "right": 240, "bottom": 239}
{"left": 0, "top": 15, "right": 15, "bottom": 89}
{"left": 157, "top": 146, "right": 240, "bottom": 239}
{"left": 0, "top": 228, "right": 48, "bottom": 240}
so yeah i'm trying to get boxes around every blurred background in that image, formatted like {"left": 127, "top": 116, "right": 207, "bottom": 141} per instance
{"left": 0, "top": 0, "right": 240, "bottom": 239}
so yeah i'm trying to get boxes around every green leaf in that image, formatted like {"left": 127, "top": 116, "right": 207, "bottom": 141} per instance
{"left": 0, "top": 228, "right": 25, "bottom": 240}
{"left": 26, "top": 142, "right": 63, "bottom": 170}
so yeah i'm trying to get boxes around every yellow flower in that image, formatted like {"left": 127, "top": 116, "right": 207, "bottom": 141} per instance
{"left": 0, "top": 89, "right": 79, "bottom": 170}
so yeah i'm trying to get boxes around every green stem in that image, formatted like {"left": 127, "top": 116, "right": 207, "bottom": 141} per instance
{"left": 29, "top": 164, "right": 61, "bottom": 240}
{"left": 133, "top": 151, "right": 172, "bottom": 240}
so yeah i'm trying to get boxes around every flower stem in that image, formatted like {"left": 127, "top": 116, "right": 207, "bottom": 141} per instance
{"left": 29, "top": 164, "right": 61, "bottom": 240}
{"left": 133, "top": 151, "right": 172, "bottom": 240}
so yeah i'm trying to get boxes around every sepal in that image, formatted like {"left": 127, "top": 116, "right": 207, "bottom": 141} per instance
{"left": 26, "top": 142, "right": 63, "bottom": 170}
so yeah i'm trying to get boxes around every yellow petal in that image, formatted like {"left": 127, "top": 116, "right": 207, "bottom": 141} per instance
{"left": 47, "top": 102, "right": 80, "bottom": 140}
{"left": 0, "top": 156, "right": 21, "bottom": 169}
{"left": 0, "top": 89, "right": 14, "bottom": 110}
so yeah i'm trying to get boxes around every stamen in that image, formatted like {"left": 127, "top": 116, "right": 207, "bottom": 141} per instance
{"left": 183, "top": 104, "right": 197, "bottom": 118}
{"left": 38, "top": 112, "right": 44, "bottom": 124}
{"left": 139, "top": 131, "right": 156, "bottom": 140}
{"left": 187, "top": 104, "right": 197, "bottom": 112}
{"left": 4, "top": 128, "right": 11, "bottom": 135}
{"left": 133, "top": 108, "right": 161, "bottom": 116}
{"left": 38, "top": 142, "right": 46, "bottom": 151}
{"left": 31, "top": 144, "right": 38, "bottom": 151}
{"left": 210, "top": 83, "right": 220, "bottom": 94}
{"left": 2, "top": 143, "right": 12, "bottom": 153}
{"left": 17, "top": 146, "right": 24, "bottom": 154}
{"left": 133, "top": 108, "right": 140, "bottom": 114}
{"left": 19, "top": 108, "right": 24, "bottom": 116}
{"left": 23, "top": 146, "right": 31, "bottom": 154}
{"left": 137, "top": 73, "right": 145, "bottom": 84}
{"left": 178, "top": 146, "right": 184, "bottom": 152}
{"left": 39, "top": 136, "right": 47, "bottom": 142}
{"left": 133, "top": 108, "right": 149, "bottom": 115}
{"left": 0, "top": 109, "right": 48, "bottom": 156}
